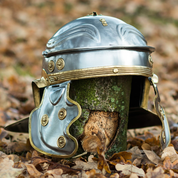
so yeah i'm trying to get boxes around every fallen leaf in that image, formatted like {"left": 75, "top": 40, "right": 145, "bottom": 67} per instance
{"left": 50, "top": 163, "right": 80, "bottom": 175}
{"left": 127, "top": 146, "right": 143, "bottom": 162}
{"left": 146, "top": 166, "right": 165, "bottom": 178}
{"left": 97, "top": 147, "right": 111, "bottom": 174}
{"left": 6, "top": 140, "right": 32, "bottom": 153}
{"left": 0, "top": 157, "right": 24, "bottom": 178}
{"left": 141, "top": 143, "right": 151, "bottom": 150}
{"left": 170, "top": 169, "right": 178, "bottom": 177}
{"left": 161, "top": 146, "right": 178, "bottom": 162}
{"left": 142, "top": 149, "right": 161, "bottom": 165}
{"left": 25, "top": 164, "right": 43, "bottom": 177}
{"left": 163, "top": 156, "right": 173, "bottom": 170}
{"left": 109, "top": 151, "right": 132, "bottom": 161}
{"left": 115, "top": 163, "right": 145, "bottom": 177}
{"left": 44, "top": 168, "right": 63, "bottom": 178}
{"left": 86, "top": 169, "right": 107, "bottom": 178}
{"left": 129, "top": 173, "right": 139, "bottom": 178}
{"left": 7, "top": 154, "right": 20, "bottom": 163}
{"left": 31, "top": 150, "right": 51, "bottom": 167}
{"left": 72, "top": 159, "right": 98, "bottom": 171}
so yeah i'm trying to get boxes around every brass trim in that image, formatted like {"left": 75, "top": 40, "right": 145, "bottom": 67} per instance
{"left": 48, "top": 60, "right": 55, "bottom": 72}
{"left": 57, "top": 136, "right": 66, "bottom": 148}
{"left": 29, "top": 83, "right": 82, "bottom": 158}
{"left": 58, "top": 108, "right": 67, "bottom": 120}
{"left": 33, "top": 66, "right": 152, "bottom": 89}
{"left": 56, "top": 58, "right": 65, "bottom": 70}
{"left": 48, "top": 66, "right": 152, "bottom": 85}
{"left": 148, "top": 55, "right": 153, "bottom": 67}
{"left": 141, "top": 78, "right": 151, "bottom": 109}
{"left": 41, "top": 114, "right": 49, "bottom": 126}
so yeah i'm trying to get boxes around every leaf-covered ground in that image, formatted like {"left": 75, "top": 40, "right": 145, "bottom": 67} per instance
{"left": 0, "top": 0, "right": 178, "bottom": 177}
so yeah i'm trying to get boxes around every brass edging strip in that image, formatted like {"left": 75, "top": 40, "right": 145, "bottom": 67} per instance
{"left": 48, "top": 66, "right": 152, "bottom": 85}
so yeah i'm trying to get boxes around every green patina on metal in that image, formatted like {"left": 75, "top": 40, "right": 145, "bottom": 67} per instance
{"left": 69, "top": 76, "right": 132, "bottom": 155}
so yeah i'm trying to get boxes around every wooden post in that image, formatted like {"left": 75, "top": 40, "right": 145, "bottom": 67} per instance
{"left": 69, "top": 76, "right": 132, "bottom": 156}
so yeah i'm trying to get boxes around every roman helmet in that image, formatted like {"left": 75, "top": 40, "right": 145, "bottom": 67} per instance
{"left": 5, "top": 13, "right": 170, "bottom": 158}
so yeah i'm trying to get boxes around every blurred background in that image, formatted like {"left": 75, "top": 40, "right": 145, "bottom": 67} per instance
{"left": 0, "top": 0, "right": 178, "bottom": 125}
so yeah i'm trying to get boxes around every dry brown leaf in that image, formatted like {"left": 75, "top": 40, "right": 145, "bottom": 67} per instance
{"left": 142, "top": 149, "right": 161, "bottom": 165}
{"left": 127, "top": 146, "right": 143, "bottom": 162}
{"left": 72, "top": 159, "right": 98, "bottom": 171}
{"left": 170, "top": 169, "right": 178, "bottom": 177}
{"left": 127, "top": 137, "right": 144, "bottom": 147}
{"left": 115, "top": 163, "right": 145, "bottom": 177}
{"left": 129, "top": 173, "right": 139, "bottom": 178}
{"left": 44, "top": 168, "right": 63, "bottom": 178}
{"left": 132, "top": 158, "right": 142, "bottom": 167}
{"left": 6, "top": 140, "right": 32, "bottom": 153}
{"left": 142, "top": 143, "right": 151, "bottom": 150}
{"left": 163, "top": 156, "right": 172, "bottom": 170}
{"left": 109, "top": 173, "right": 119, "bottom": 178}
{"left": 146, "top": 166, "right": 166, "bottom": 178}
{"left": 25, "top": 164, "right": 43, "bottom": 177}
{"left": 161, "top": 146, "right": 178, "bottom": 162}
{"left": 85, "top": 169, "right": 107, "bottom": 178}
{"left": 26, "top": 151, "right": 32, "bottom": 160}
{"left": 0, "top": 157, "right": 24, "bottom": 178}
{"left": 109, "top": 151, "right": 132, "bottom": 161}
{"left": 7, "top": 154, "right": 20, "bottom": 163}
{"left": 97, "top": 147, "right": 111, "bottom": 174}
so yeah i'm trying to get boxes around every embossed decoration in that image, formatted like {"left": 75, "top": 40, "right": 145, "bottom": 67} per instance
{"left": 58, "top": 108, "right": 67, "bottom": 120}
{"left": 57, "top": 136, "right": 66, "bottom": 148}
{"left": 48, "top": 60, "right": 55, "bottom": 72}
{"left": 41, "top": 114, "right": 49, "bottom": 126}
{"left": 56, "top": 58, "right": 65, "bottom": 70}
{"left": 100, "top": 18, "right": 108, "bottom": 26}
{"left": 148, "top": 55, "right": 153, "bottom": 66}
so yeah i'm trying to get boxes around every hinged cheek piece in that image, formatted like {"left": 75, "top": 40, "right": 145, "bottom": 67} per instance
{"left": 149, "top": 75, "right": 171, "bottom": 149}
{"left": 29, "top": 81, "right": 81, "bottom": 158}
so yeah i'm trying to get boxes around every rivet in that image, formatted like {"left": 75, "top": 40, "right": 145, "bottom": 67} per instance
{"left": 41, "top": 114, "right": 49, "bottom": 126}
{"left": 48, "top": 60, "right": 55, "bottom": 72}
{"left": 58, "top": 108, "right": 67, "bottom": 120}
{"left": 57, "top": 136, "right": 66, "bottom": 148}
{"left": 113, "top": 68, "right": 119, "bottom": 73}
{"left": 100, "top": 18, "right": 108, "bottom": 26}
{"left": 56, "top": 58, "right": 65, "bottom": 70}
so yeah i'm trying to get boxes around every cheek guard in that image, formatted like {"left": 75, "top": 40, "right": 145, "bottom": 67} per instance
{"left": 29, "top": 81, "right": 81, "bottom": 158}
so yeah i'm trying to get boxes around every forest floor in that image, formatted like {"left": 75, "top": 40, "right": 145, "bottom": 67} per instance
{"left": 0, "top": 0, "right": 178, "bottom": 177}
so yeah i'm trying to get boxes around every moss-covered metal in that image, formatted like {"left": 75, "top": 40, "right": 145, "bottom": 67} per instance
{"left": 69, "top": 76, "right": 132, "bottom": 156}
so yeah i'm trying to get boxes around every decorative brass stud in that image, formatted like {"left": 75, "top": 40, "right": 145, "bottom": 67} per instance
{"left": 48, "top": 60, "right": 55, "bottom": 72}
{"left": 100, "top": 18, "right": 108, "bottom": 26}
{"left": 113, "top": 68, "right": 119, "bottom": 74}
{"left": 57, "top": 136, "right": 66, "bottom": 148}
{"left": 41, "top": 114, "right": 49, "bottom": 126}
{"left": 58, "top": 108, "right": 67, "bottom": 120}
{"left": 148, "top": 55, "right": 153, "bottom": 66}
{"left": 56, "top": 58, "right": 65, "bottom": 70}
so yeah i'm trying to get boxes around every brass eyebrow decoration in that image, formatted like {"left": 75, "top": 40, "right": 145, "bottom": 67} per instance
{"left": 100, "top": 18, "right": 108, "bottom": 26}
